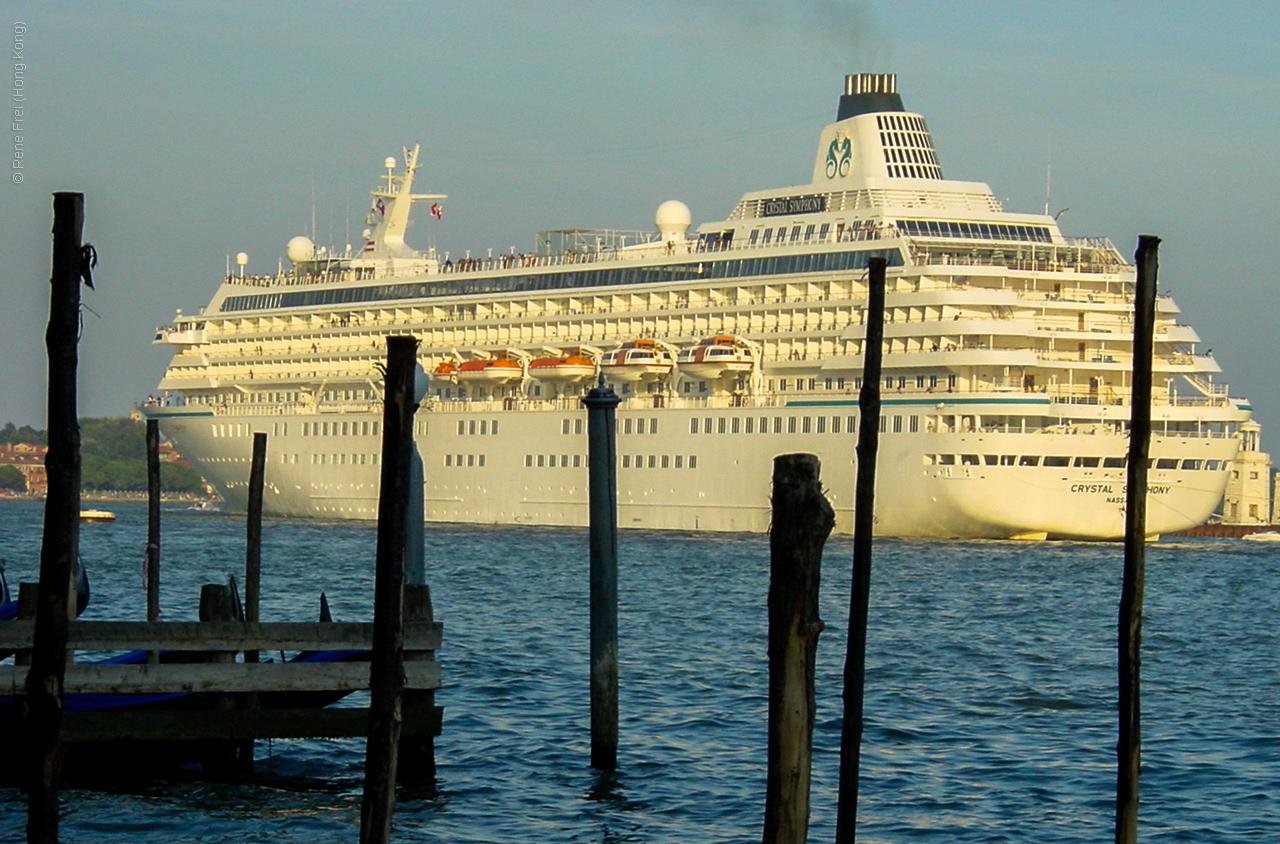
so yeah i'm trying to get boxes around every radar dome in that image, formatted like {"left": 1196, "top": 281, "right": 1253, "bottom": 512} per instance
{"left": 655, "top": 200, "right": 692, "bottom": 241}
{"left": 286, "top": 236, "right": 316, "bottom": 264}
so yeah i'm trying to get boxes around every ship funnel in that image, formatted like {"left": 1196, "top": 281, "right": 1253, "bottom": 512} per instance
{"left": 837, "top": 72, "right": 905, "bottom": 120}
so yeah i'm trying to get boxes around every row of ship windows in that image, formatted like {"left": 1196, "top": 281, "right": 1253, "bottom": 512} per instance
{"left": 926, "top": 454, "right": 1228, "bottom": 471}
{"left": 307, "top": 453, "right": 380, "bottom": 465}
{"left": 691, "top": 415, "right": 866, "bottom": 435}
{"left": 515, "top": 453, "right": 701, "bottom": 470}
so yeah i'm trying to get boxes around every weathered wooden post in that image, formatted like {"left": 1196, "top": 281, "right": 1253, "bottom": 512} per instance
{"left": 762, "top": 453, "right": 833, "bottom": 844}
{"left": 26, "top": 191, "right": 88, "bottom": 844}
{"left": 245, "top": 431, "right": 267, "bottom": 663}
{"left": 360, "top": 335, "right": 420, "bottom": 844}
{"left": 146, "top": 419, "right": 162, "bottom": 626}
{"left": 1116, "top": 235, "right": 1159, "bottom": 844}
{"left": 836, "top": 255, "right": 887, "bottom": 842}
{"left": 582, "top": 374, "right": 622, "bottom": 770}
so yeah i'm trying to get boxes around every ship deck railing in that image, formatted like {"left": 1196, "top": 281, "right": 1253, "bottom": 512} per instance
{"left": 216, "top": 228, "right": 1128, "bottom": 291}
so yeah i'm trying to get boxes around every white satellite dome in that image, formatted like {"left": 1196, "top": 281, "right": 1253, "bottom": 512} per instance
{"left": 655, "top": 200, "right": 691, "bottom": 242}
{"left": 286, "top": 235, "right": 316, "bottom": 264}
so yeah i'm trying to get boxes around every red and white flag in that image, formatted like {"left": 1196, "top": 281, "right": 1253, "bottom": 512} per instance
{"left": 430, "top": 202, "right": 443, "bottom": 220}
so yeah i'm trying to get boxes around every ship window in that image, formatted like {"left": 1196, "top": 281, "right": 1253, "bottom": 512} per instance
{"left": 537, "top": 454, "right": 545, "bottom": 467}
{"left": 573, "top": 455, "right": 581, "bottom": 467}
{"left": 650, "top": 418, "right": 658, "bottom": 434}
{"left": 624, "top": 418, "right": 633, "bottom": 434}
{"left": 749, "top": 230, "right": 759, "bottom": 245}
{"left": 817, "top": 416, "right": 826, "bottom": 434}
{"left": 637, "top": 418, "right": 646, "bottom": 434}
{"left": 790, "top": 226, "right": 802, "bottom": 242}
{"left": 662, "top": 455, "right": 670, "bottom": 468}
{"left": 480, "top": 420, "right": 488, "bottom": 435}
{"left": 691, "top": 418, "right": 699, "bottom": 434}
{"left": 675, "top": 455, "right": 684, "bottom": 468}
{"left": 732, "top": 417, "right": 741, "bottom": 434}
{"left": 468, "top": 420, "right": 477, "bottom": 435}
{"left": 648, "top": 455, "right": 656, "bottom": 468}
{"left": 1205, "top": 460, "right": 1220, "bottom": 471}
{"left": 635, "top": 454, "right": 643, "bottom": 467}
{"left": 909, "top": 416, "right": 920, "bottom": 433}
{"left": 961, "top": 454, "right": 979, "bottom": 465}
{"left": 494, "top": 420, "right": 501, "bottom": 436}
{"left": 1000, "top": 455, "right": 1016, "bottom": 465}
{"left": 879, "top": 416, "right": 887, "bottom": 433}
{"left": 1181, "top": 459, "right": 1202, "bottom": 470}
{"left": 458, "top": 421, "right": 466, "bottom": 435}
{"left": 788, "top": 417, "right": 798, "bottom": 434}
{"left": 745, "top": 417, "right": 754, "bottom": 434}
{"left": 622, "top": 455, "right": 631, "bottom": 468}
{"left": 847, "top": 415, "right": 856, "bottom": 432}
{"left": 819, "top": 223, "right": 830, "bottom": 241}
{"left": 467, "top": 455, "right": 475, "bottom": 467}
{"left": 1018, "top": 456, "right": 1040, "bottom": 466}
{"left": 1156, "top": 458, "right": 1179, "bottom": 470}
{"left": 775, "top": 227, "right": 786, "bottom": 241}
{"left": 983, "top": 455, "right": 999, "bottom": 465}
{"left": 1044, "top": 456, "right": 1070, "bottom": 467}
{"left": 480, "top": 455, "right": 486, "bottom": 467}
{"left": 936, "top": 454, "right": 956, "bottom": 465}
{"left": 1102, "top": 456, "right": 1126, "bottom": 468}
{"left": 1073, "top": 456, "right": 1101, "bottom": 467}
{"left": 689, "top": 455, "right": 698, "bottom": 469}
{"left": 718, "top": 418, "right": 727, "bottom": 434}
{"left": 779, "top": 379, "right": 788, "bottom": 391}
{"left": 832, "top": 416, "right": 842, "bottom": 434}
{"left": 562, "top": 419, "right": 571, "bottom": 435}
{"left": 893, "top": 416, "right": 903, "bottom": 433}
{"left": 761, "top": 229, "right": 772, "bottom": 244}
{"left": 802, "top": 417, "right": 812, "bottom": 434}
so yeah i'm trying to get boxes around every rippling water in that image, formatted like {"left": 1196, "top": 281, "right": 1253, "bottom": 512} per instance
{"left": 1, "top": 500, "right": 1276, "bottom": 842}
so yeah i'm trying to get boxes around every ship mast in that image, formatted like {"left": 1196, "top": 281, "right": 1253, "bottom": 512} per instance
{"left": 367, "top": 144, "right": 446, "bottom": 258}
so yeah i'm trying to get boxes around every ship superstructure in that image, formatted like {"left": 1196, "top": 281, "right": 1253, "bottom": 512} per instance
{"left": 146, "top": 73, "right": 1248, "bottom": 539}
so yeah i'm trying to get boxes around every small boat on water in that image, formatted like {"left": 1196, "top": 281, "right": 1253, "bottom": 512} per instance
{"left": 1242, "top": 531, "right": 1280, "bottom": 542}
{"left": 79, "top": 509, "right": 116, "bottom": 522}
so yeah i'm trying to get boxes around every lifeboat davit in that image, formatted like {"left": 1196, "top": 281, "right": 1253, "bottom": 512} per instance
{"left": 528, "top": 351, "right": 596, "bottom": 382}
{"left": 600, "top": 339, "right": 676, "bottom": 382}
{"left": 456, "top": 355, "right": 523, "bottom": 384}
{"left": 676, "top": 335, "right": 754, "bottom": 379}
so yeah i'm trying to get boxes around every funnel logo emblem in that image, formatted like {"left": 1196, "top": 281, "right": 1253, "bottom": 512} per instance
{"left": 825, "top": 130, "right": 852, "bottom": 179}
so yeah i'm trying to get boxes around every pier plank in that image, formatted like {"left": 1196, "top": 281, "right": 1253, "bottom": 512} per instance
{"left": 0, "top": 660, "right": 439, "bottom": 695}
{"left": 0, "top": 620, "right": 441, "bottom": 652}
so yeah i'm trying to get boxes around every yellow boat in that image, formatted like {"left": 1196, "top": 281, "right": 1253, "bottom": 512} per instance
{"left": 78, "top": 509, "right": 116, "bottom": 522}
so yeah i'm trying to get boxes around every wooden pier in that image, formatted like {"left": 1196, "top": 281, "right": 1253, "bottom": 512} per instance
{"left": 0, "top": 587, "right": 441, "bottom": 769}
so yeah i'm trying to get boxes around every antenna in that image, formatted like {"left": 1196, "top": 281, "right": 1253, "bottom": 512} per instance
{"left": 1043, "top": 137, "right": 1052, "bottom": 216}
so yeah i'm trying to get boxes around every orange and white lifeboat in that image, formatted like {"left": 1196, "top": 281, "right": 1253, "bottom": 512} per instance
{"left": 676, "top": 335, "right": 754, "bottom": 379}
{"left": 599, "top": 339, "right": 676, "bottom": 382}
{"left": 456, "top": 355, "right": 523, "bottom": 384}
{"left": 528, "top": 350, "right": 596, "bottom": 382}
{"left": 432, "top": 359, "right": 459, "bottom": 383}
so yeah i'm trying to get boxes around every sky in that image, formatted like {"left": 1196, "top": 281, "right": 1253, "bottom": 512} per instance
{"left": 2, "top": 1, "right": 1278, "bottom": 439}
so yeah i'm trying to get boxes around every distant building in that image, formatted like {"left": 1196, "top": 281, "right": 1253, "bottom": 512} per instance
{"left": 1221, "top": 421, "right": 1272, "bottom": 525}
{"left": 0, "top": 443, "right": 49, "bottom": 496}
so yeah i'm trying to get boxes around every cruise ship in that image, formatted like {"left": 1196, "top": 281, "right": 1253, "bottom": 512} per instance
{"left": 145, "top": 73, "right": 1249, "bottom": 539}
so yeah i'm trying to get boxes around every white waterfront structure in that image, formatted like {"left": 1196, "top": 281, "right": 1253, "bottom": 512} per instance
{"left": 145, "top": 74, "right": 1250, "bottom": 539}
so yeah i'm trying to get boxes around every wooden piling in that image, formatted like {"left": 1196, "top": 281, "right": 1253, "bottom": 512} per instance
{"left": 146, "top": 419, "right": 161, "bottom": 627}
{"left": 26, "top": 191, "right": 86, "bottom": 844}
{"left": 245, "top": 431, "right": 267, "bottom": 663}
{"left": 836, "top": 255, "right": 887, "bottom": 842}
{"left": 762, "top": 454, "right": 833, "bottom": 844}
{"left": 360, "top": 335, "right": 420, "bottom": 844}
{"left": 1116, "top": 235, "right": 1159, "bottom": 844}
{"left": 398, "top": 583, "right": 437, "bottom": 783}
{"left": 582, "top": 375, "right": 622, "bottom": 770}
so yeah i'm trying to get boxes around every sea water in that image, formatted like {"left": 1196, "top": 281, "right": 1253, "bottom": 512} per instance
{"left": 0, "top": 500, "right": 1276, "bottom": 843}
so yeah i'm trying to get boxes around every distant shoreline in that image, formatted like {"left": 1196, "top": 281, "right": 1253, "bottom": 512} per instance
{"left": 0, "top": 492, "right": 215, "bottom": 504}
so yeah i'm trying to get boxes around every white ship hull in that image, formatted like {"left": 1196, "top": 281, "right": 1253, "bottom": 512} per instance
{"left": 147, "top": 73, "right": 1249, "bottom": 539}
{"left": 152, "top": 398, "right": 1235, "bottom": 540}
